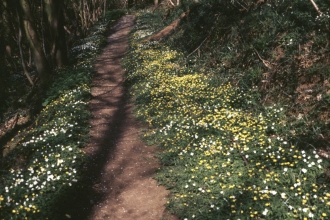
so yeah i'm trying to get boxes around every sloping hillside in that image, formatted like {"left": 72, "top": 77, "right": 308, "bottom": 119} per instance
{"left": 124, "top": 1, "right": 330, "bottom": 219}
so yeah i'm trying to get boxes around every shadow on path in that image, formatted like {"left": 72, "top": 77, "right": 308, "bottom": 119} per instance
{"left": 52, "top": 15, "right": 176, "bottom": 220}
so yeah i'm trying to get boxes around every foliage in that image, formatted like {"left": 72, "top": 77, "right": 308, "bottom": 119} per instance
{"left": 124, "top": 7, "right": 330, "bottom": 220}
{"left": 0, "top": 10, "right": 123, "bottom": 219}
{"left": 168, "top": 0, "right": 330, "bottom": 137}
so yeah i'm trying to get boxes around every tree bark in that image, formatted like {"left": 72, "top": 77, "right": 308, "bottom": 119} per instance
{"left": 20, "top": 0, "right": 51, "bottom": 86}
{"left": 44, "top": 0, "right": 68, "bottom": 68}
{"left": 127, "top": 0, "right": 134, "bottom": 8}
{"left": 2, "top": 1, "right": 17, "bottom": 70}
{"left": 17, "top": 11, "right": 34, "bottom": 86}
{"left": 103, "top": 0, "right": 107, "bottom": 21}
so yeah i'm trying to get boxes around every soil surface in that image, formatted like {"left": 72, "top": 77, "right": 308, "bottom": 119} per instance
{"left": 77, "top": 15, "right": 177, "bottom": 220}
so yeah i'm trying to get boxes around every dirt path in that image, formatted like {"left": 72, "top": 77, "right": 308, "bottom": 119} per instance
{"left": 77, "top": 15, "right": 177, "bottom": 220}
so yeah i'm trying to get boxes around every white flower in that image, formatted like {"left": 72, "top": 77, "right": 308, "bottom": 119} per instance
{"left": 308, "top": 212, "right": 314, "bottom": 218}
{"left": 262, "top": 208, "right": 269, "bottom": 215}
{"left": 283, "top": 168, "right": 288, "bottom": 172}
{"left": 301, "top": 168, "right": 307, "bottom": 173}
{"left": 270, "top": 190, "right": 277, "bottom": 195}
{"left": 185, "top": 185, "right": 189, "bottom": 188}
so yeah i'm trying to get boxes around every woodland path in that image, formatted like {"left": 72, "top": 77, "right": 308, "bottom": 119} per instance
{"left": 74, "top": 15, "right": 177, "bottom": 220}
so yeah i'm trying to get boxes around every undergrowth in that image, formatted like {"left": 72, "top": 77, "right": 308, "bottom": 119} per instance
{"left": 0, "top": 9, "right": 126, "bottom": 220}
{"left": 124, "top": 3, "right": 330, "bottom": 219}
{"left": 167, "top": 0, "right": 330, "bottom": 141}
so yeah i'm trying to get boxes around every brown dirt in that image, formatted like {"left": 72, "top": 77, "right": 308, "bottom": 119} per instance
{"left": 71, "top": 15, "right": 177, "bottom": 220}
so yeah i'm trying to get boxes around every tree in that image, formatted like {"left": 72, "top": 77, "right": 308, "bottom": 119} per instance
{"left": 19, "top": 0, "right": 51, "bottom": 86}
{"left": 44, "top": 0, "right": 68, "bottom": 68}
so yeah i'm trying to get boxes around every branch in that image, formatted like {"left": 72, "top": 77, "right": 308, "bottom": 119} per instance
{"left": 185, "top": 35, "right": 209, "bottom": 62}
{"left": 63, "top": 26, "right": 72, "bottom": 35}
{"left": 308, "top": 0, "right": 323, "bottom": 16}
{"left": 168, "top": 0, "right": 175, "bottom": 7}
{"left": 144, "top": 9, "right": 190, "bottom": 42}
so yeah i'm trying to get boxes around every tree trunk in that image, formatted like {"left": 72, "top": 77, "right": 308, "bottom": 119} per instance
{"left": 44, "top": 0, "right": 68, "bottom": 68}
{"left": 127, "top": 0, "right": 134, "bottom": 8}
{"left": 104, "top": 0, "right": 106, "bottom": 20}
{"left": 154, "top": 0, "right": 158, "bottom": 6}
{"left": 20, "top": 0, "right": 51, "bottom": 86}
{"left": 17, "top": 11, "right": 34, "bottom": 86}
{"left": 2, "top": 1, "right": 17, "bottom": 70}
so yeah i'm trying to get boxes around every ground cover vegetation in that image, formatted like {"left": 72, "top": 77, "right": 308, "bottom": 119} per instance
{"left": 124, "top": 0, "right": 330, "bottom": 219}
{"left": 0, "top": 9, "right": 126, "bottom": 219}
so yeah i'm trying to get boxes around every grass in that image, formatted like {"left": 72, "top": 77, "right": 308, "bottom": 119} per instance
{"left": 0, "top": 9, "right": 126, "bottom": 220}
{"left": 124, "top": 8, "right": 330, "bottom": 220}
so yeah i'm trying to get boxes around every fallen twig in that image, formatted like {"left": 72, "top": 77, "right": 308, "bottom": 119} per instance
{"left": 253, "top": 48, "right": 273, "bottom": 69}
{"left": 185, "top": 14, "right": 221, "bottom": 62}
{"left": 308, "top": 0, "right": 323, "bottom": 16}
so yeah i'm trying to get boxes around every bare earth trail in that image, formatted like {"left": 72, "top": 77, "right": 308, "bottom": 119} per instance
{"left": 73, "top": 15, "right": 177, "bottom": 220}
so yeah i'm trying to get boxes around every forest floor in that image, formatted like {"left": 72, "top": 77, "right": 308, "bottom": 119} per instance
{"left": 79, "top": 15, "right": 177, "bottom": 220}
